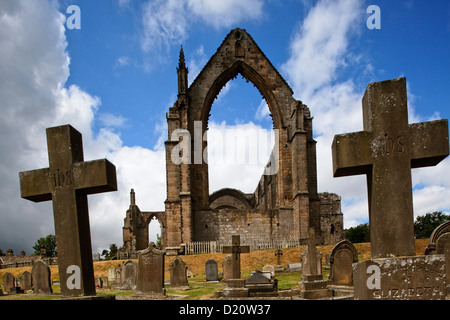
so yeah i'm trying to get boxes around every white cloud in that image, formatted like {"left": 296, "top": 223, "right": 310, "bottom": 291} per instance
{"left": 187, "top": 0, "right": 264, "bottom": 29}
{"left": 282, "top": 0, "right": 449, "bottom": 229}
{"left": 139, "top": 0, "right": 264, "bottom": 68}
{"left": 0, "top": 0, "right": 166, "bottom": 255}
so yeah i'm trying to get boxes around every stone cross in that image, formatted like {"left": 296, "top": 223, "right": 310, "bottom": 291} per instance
{"left": 19, "top": 125, "right": 117, "bottom": 297}
{"left": 306, "top": 227, "right": 319, "bottom": 275}
{"left": 332, "top": 78, "right": 449, "bottom": 258}
{"left": 222, "top": 235, "right": 250, "bottom": 279}
{"left": 274, "top": 249, "right": 283, "bottom": 266}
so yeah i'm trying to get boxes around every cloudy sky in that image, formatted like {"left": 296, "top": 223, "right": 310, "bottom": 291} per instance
{"left": 1, "top": 0, "right": 449, "bottom": 255}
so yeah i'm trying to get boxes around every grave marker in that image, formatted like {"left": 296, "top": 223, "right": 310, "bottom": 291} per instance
{"left": 3, "top": 273, "right": 15, "bottom": 293}
{"left": 31, "top": 260, "right": 52, "bottom": 294}
{"left": 169, "top": 256, "right": 189, "bottom": 289}
{"left": 332, "top": 77, "right": 449, "bottom": 258}
{"left": 135, "top": 242, "right": 166, "bottom": 295}
{"left": 222, "top": 235, "right": 250, "bottom": 279}
{"left": 19, "top": 125, "right": 117, "bottom": 297}
{"left": 21, "top": 271, "right": 32, "bottom": 291}
{"left": 328, "top": 240, "right": 358, "bottom": 286}
{"left": 205, "top": 259, "right": 219, "bottom": 282}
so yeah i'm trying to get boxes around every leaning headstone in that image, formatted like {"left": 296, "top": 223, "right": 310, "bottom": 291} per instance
{"left": 332, "top": 77, "right": 449, "bottom": 258}
{"left": 424, "top": 221, "right": 450, "bottom": 255}
{"left": 21, "top": 271, "right": 32, "bottom": 291}
{"left": 3, "top": 273, "right": 15, "bottom": 293}
{"left": 135, "top": 242, "right": 166, "bottom": 296}
{"left": 19, "top": 125, "right": 118, "bottom": 297}
{"left": 169, "top": 256, "right": 189, "bottom": 289}
{"left": 205, "top": 259, "right": 219, "bottom": 282}
{"left": 328, "top": 240, "right": 358, "bottom": 287}
{"left": 31, "top": 260, "right": 52, "bottom": 294}
{"left": 120, "top": 259, "right": 137, "bottom": 290}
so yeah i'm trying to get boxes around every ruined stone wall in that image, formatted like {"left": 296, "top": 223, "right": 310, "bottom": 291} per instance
{"left": 193, "top": 208, "right": 295, "bottom": 244}
{"left": 319, "top": 192, "right": 344, "bottom": 245}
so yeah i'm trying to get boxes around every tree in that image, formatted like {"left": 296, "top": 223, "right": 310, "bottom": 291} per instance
{"left": 345, "top": 223, "right": 370, "bottom": 243}
{"left": 414, "top": 211, "right": 450, "bottom": 239}
{"left": 101, "top": 244, "right": 119, "bottom": 260}
{"left": 156, "top": 233, "right": 162, "bottom": 248}
{"left": 32, "top": 234, "right": 57, "bottom": 257}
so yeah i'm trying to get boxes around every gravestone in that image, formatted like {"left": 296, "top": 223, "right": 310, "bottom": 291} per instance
{"left": 31, "top": 260, "right": 52, "bottom": 294}
{"left": 262, "top": 265, "right": 275, "bottom": 278}
{"left": 328, "top": 240, "right": 358, "bottom": 287}
{"left": 169, "top": 256, "right": 189, "bottom": 289}
{"left": 353, "top": 255, "right": 446, "bottom": 300}
{"left": 222, "top": 235, "right": 250, "bottom": 279}
{"left": 21, "top": 271, "right": 32, "bottom": 291}
{"left": 300, "top": 228, "right": 322, "bottom": 277}
{"left": 222, "top": 255, "right": 233, "bottom": 281}
{"left": 287, "top": 263, "right": 302, "bottom": 272}
{"left": 205, "top": 259, "right": 219, "bottom": 282}
{"left": 19, "top": 125, "right": 118, "bottom": 297}
{"left": 120, "top": 259, "right": 137, "bottom": 290}
{"left": 333, "top": 78, "right": 449, "bottom": 300}
{"left": 3, "top": 273, "right": 15, "bottom": 293}
{"left": 135, "top": 242, "right": 166, "bottom": 296}
{"left": 298, "top": 228, "right": 331, "bottom": 299}
{"left": 425, "top": 221, "right": 450, "bottom": 255}
{"left": 245, "top": 270, "right": 277, "bottom": 296}
{"left": 107, "top": 268, "right": 116, "bottom": 283}
{"left": 274, "top": 249, "right": 285, "bottom": 272}
{"left": 332, "top": 78, "right": 449, "bottom": 258}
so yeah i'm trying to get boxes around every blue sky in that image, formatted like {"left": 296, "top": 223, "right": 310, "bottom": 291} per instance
{"left": 1, "top": 0, "right": 449, "bottom": 254}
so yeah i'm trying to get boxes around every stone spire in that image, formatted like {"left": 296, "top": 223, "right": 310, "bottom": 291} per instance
{"left": 177, "top": 45, "right": 188, "bottom": 96}
{"left": 130, "top": 188, "right": 136, "bottom": 206}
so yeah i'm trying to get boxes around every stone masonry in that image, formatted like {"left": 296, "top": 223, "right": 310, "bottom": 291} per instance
{"left": 121, "top": 29, "right": 344, "bottom": 253}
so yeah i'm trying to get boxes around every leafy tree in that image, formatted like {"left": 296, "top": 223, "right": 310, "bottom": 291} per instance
{"left": 414, "top": 211, "right": 450, "bottom": 239}
{"left": 101, "top": 244, "right": 119, "bottom": 260}
{"left": 156, "top": 234, "right": 162, "bottom": 248}
{"left": 345, "top": 223, "right": 370, "bottom": 243}
{"left": 0, "top": 249, "right": 5, "bottom": 256}
{"left": 32, "top": 234, "right": 57, "bottom": 257}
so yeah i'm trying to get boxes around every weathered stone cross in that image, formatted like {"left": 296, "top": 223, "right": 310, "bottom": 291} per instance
{"left": 222, "top": 235, "right": 250, "bottom": 279}
{"left": 274, "top": 249, "right": 283, "bottom": 266}
{"left": 332, "top": 78, "right": 449, "bottom": 259}
{"left": 19, "top": 125, "right": 117, "bottom": 297}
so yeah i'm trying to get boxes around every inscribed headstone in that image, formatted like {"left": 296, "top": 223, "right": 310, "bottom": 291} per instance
{"left": 135, "top": 242, "right": 166, "bottom": 295}
{"left": 120, "top": 259, "right": 137, "bottom": 290}
{"left": 31, "top": 260, "right": 52, "bottom": 294}
{"left": 353, "top": 255, "right": 446, "bottom": 300}
{"left": 21, "top": 271, "right": 32, "bottom": 291}
{"left": 169, "top": 256, "right": 189, "bottom": 289}
{"left": 328, "top": 240, "right": 358, "bottom": 286}
{"left": 3, "top": 273, "right": 15, "bottom": 293}
{"left": 205, "top": 259, "right": 219, "bottom": 282}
